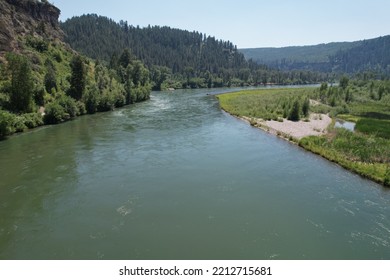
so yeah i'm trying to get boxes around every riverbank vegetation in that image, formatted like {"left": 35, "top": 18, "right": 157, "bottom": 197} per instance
{"left": 217, "top": 79, "right": 390, "bottom": 186}
{"left": 0, "top": 38, "right": 151, "bottom": 139}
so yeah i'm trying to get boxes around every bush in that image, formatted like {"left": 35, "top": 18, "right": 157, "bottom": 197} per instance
{"left": 0, "top": 110, "right": 16, "bottom": 138}
{"left": 58, "top": 95, "right": 79, "bottom": 118}
{"left": 44, "top": 102, "right": 68, "bottom": 124}
{"left": 22, "top": 113, "right": 44, "bottom": 129}
{"left": 13, "top": 116, "right": 27, "bottom": 132}
{"left": 83, "top": 85, "right": 99, "bottom": 114}
{"left": 98, "top": 93, "right": 115, "bottom": 112}
{"left": 76, "top": 101, "right": 86, "bottom": 116}
{"left": 26, "top": 36, "right": 49, "bottom": 52}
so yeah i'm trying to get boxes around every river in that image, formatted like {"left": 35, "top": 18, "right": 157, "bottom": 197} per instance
{"left": 1, "top": 88, "right": 390, "bottom": 260}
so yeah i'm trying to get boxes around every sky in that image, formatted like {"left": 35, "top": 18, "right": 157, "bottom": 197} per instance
{"left": 53, "top": 0, "right": 390, "bottom": 48}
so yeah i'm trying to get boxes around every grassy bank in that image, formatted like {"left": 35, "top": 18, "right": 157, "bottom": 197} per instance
{"left": 217, "top": 82, "right": 390, "bottom": 187}
{"left": 217, "top": 87, "right": 314, "bottom": 121}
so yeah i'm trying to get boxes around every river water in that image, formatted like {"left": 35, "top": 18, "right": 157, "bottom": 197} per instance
{"left": 1, "top": 88, "right": 390, "bottom": 260}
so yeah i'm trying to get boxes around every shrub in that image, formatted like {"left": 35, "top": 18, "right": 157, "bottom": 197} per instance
{"left": 98, "top": 93, "right": 115, "bottom": 112}
{"left": 58, "top": 95, "right": 79, "bottom": 118}
{"left": 83, "top": 85, "right": 99, "bottom": 114}
{"left": 22, "top": 113, "right": 44, "bottom": 129}
{"left": 44, "top": 102, "right": 68, "bottom": 124}
{"left": 26, "top": 36, "right": 49, "bottom": 52}
{"left": 76, "top": 101, "right": 86, "bottom": 116}
{"left": 0, "top": 110, "right": 16, "bottom": 138}
{"left": 13, "top": 116, "right": 27, "bottom": 133}
{"left": 384, "top": 167, "right": 390, "bottom": 187}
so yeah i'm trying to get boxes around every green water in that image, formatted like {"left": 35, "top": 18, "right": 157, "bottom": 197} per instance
{"left": 1, "top": 88, "right": 389, "bottom": 260}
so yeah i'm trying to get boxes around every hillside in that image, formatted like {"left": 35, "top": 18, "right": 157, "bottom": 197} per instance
{"left": 61, "top": 15, "right": 246, "bottom": 73}
{"left": 0, "top": 0, "right": 151, "bottom": 139}
{"left": 61, "top": 14, "right": 327, "bottom": 89}
{"left": 240, "top": 36, "right": 390, "bottom": 75}
{"left": 0, "top": 0, "right": 63, "bottom": 56}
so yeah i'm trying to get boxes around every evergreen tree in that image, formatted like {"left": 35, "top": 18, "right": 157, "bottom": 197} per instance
{"left": 5, "top": 53, "right": 34, "bottom": 113}
{"left": 302, "top": 97, "right": 310, "bottom": 117}
{"left": 289, "top": 99, "right": 301, "bottom": 121}
{"left": 44, "top": 59, "right": 57, "bottom": 93}
{"left": 68, "top": 55, "right": 86, "bottom": 100}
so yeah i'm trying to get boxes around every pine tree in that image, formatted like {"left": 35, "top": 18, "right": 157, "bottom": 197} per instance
{"left": 289, "top": 99, "right": 301, "bottom": 121}
{"left": 302, "top": 97, "right": 310, "bottom": 117}
{"left": 6, "top": 53, "right": 34, "bottom": 113}
{"left": 68, "top": 55, "right": 86, "bottom": 100}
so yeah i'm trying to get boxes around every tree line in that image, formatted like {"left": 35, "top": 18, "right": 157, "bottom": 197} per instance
{"left": 61, "top": 14, "right": 328, "bottom": 90}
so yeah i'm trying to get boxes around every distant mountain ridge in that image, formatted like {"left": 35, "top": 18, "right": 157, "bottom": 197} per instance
{"left": 240, "top": 36, "right": 390, "bottom": 75}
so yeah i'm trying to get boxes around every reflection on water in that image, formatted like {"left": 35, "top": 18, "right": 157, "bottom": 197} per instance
{"left": 335, "top": 120, "right": 356, "bottom": 131}
{"left": 0, "top": 88, "right": 389, "bottom": 260}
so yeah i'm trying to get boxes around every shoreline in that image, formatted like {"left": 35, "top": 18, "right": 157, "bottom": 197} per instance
{"left": 240, "top": 113, "right": 332, "bottom": 141}
{"left": 224, "top": 110, "right": 387, "bottom": 187}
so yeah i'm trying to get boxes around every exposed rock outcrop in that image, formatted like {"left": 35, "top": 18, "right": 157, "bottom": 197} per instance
{"left": 0, "top": 0, "right": 63, "bottom": 54}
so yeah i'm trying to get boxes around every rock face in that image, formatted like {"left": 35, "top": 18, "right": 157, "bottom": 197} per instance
{"left": 0, "top": 0, "right": 63, "bottom": 54}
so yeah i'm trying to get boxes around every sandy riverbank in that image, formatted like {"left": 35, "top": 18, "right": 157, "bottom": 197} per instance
{"left": 241, "top": 113, "right": 332, "bottom": 140}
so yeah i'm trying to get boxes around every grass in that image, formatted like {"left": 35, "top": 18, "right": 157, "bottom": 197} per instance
{"left": 217, "top": 85, "right": 390, "bottom": 187}
{"left": 217, "top": 87, "right": 313, "bottom": 121}
{"left": 299, "top": 130, "right": 390, "bottom": 186}
{"left": 355, "top": 118, "right": 390, "bottom": 139}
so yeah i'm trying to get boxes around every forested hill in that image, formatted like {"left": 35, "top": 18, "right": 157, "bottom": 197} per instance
{"left": 61, "top": 14, "right": 327, "bottom": 89}
{"left": 241, "top": 35, "right": 390, "bottom": 76}
{"left": 331, "top": 36, "right": 390, "bottom": 74}
{"left": 61, "top": 14, "right": 248, "bottom": 74}
{"left": 0, "top": 0, "right": 151, "bottom": 139}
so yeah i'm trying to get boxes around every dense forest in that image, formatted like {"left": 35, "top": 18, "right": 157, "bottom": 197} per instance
{"left": 61, "top": 14, "right": 328, "bottom": 89}
{"left": 241, "top": 35, "right": 390, "bottom": 76}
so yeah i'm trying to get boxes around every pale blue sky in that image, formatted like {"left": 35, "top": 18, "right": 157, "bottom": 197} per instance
{"left": 53, "top": 0, "right": 390, "bottom": 48}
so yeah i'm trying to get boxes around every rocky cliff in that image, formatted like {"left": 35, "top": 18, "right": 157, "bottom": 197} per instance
{"left": 0, "top": 0, "right": 63, "bottom": 54}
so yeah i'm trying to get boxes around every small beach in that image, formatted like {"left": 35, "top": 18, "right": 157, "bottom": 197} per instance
{"left": 241, "top": 113, "right": 332, "bottom": 140}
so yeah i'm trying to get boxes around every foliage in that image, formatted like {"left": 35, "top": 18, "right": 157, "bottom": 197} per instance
{"left": 26, "top": 36, "right": 49, "bottom": 53}
{"left": 288, "top": 99, "right": 301, "bottom": 121}
{"left": 44, "top": 58, "right": 57, "bottom": 93}
{"left": 44, "top": 101, "right": 68, "bottom": 124}
{"left": 0, "top": 37, "right": 151, "bottom": 138}
{"left": 61, "top": 14, "right": 327, "bottom": 89}
{"left": 339, "top": 76, "right": 349, "bottom": 89}
{"left": 22, "top": 113, "right": 44, "bottom": 129}
{"left": 299, "top": 130, "right": 390, "bottom": 185}
{"left": 68, "top": 55, "right": 86, "bottom": 100}
{"left": 0, "top": 110, "right": 44, "bottom": 138}
{"left": 217, "top": 88, "right": 313, "bottom": 121}
{"left": 0, "top": 110, "right": 16, "bottom": 138}
{"left": 4, "top": 53, "right": 35, "bottom": 113}
{"left": 355, "top": 118, "right": 390, "bottom": 139}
